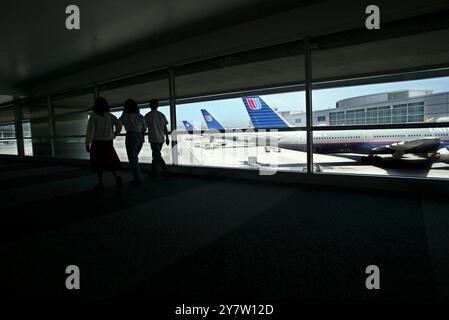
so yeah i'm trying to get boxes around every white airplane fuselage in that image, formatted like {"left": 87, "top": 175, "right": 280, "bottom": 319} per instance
{"left": 276, "top": 128, "right": 449, "bottom": 155}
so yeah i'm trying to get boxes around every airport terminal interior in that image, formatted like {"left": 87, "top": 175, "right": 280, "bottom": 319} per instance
{"left": 2, "top": 0, "right": 449, "bottom": 302}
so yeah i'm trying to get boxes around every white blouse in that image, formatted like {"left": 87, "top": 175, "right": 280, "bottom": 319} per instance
{"left": 86, "top": 112, "right": 122, "bottom": 144}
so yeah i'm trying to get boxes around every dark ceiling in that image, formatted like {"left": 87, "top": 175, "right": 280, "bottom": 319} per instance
{"left": 2, "top": 0, "right": 449, "bottom": 105}
{"left": 0, "top": 0, "right": 316, "bottom": 99}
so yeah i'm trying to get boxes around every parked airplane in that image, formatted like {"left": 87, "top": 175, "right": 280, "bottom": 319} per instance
{"left": 242, "top": 96, "right": 449, "bottom": 162}
{"left": 182, "top": 113, "right": 226, "bottom": 148}
{"left": 242, "top": 96, "right": 289, "bottom": 129}
{"left": 201, "top": 109, "right": 225, "bottom": 130}
{"left": 182, "top": 120, "right": 196, "bottom": 134}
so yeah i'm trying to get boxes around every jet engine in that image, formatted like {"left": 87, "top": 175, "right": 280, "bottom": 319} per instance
{"left": 434, "top": 148, "right": 449, "bottom": 163}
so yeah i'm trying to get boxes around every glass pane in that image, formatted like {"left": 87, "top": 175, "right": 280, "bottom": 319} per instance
{"left": 22, "top": 99, "right": 48, "bottom": 119}
{"left": 176, "top": 130, "right": 307, "bottom": 172}
{"left": 0, "top": 123, "right": 17, "bottom": 155}
{"left": 22, "top": 121, "right": 31, "bottom": 138}
{"left": 24, "top": 138, "right": 33, "bottom": 156}
{"left": 0, "top": 108, "right": 14, "bottom": 123}
{"left": 312, "top": 76, "right": 449, "bottom": 126}
{"left": 176, "top": 43, "right": 304, "bottom": 100}
{"left": 52, "top": 91, "right": 93, "bottom": 159}
{"left": 0, "top": 95, "right": 13, "bottom": 105}
{"left": 114, "top": 135, "right": 172, "bottom": 164}
{"left": 0, "top": 140, "right": 17, "bottom": 155}
{"left": 54, "top": 112, "right": 89, "bottom": 136}
{"left": 313, "top": 127, "right": 449, "bottom": 179}
{"left": 0, "top": 123, "right": 15, "bottom": 139}
{"left": 29, "top": 118, "right": 51, "bottom": 157}
{"left": 28, "top": 137, "right": 52, "bottom": 157}
{"left": 100, "top": 76, "right": 169, "bottom": 107}
{"left": 176, "top": 91, "right": 305, "bottom": 131}
{"left": 22, "top": 99, "right": 52, "bottom": 157}
{"left": 54, "top": 137, "right": 89, "bottom": 160}
{"left": 52, "top": 90, "right": 94, "bottom": 115}
{"left": 312, "top": 29, "right": 449, "bottom": 80}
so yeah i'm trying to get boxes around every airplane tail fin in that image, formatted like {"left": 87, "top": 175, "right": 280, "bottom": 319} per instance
{"left": 242, "top": 96, "right": 290, "bottom": 129}
{"left": 182, "top": 120, "right": 195, "bottom": 133}
{"left": 201, "top": 109, "right": 225, "bottom": 130}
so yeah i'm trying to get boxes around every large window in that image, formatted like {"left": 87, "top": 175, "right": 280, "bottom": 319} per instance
{"left": 175, "top": 93, "right": 306, "bottom": 172}
{"left": 5, "top": 24, "right": 449, "bottom": 182}
{"left": 310, "top": 24, "right": 449, "bottom": 180}
{"left": 174, "top": 43, "right": 307, "bottom": 172}
{"left": 311, "top": 75, "right": 449, "bottom": 179}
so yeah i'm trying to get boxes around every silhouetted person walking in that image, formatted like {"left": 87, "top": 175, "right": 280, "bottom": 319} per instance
{"left": 120, "top": 99, "right": 147, "bottom": 185}
{"left": 144, "top": 99, "right": 170, "bottom": 178}
{"left": 86, "top": 97, "right": 123, "bottom": 190}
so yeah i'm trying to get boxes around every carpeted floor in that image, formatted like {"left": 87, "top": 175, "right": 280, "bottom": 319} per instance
{"left": 1, "top": 158, "right": 448, "bottom": 300}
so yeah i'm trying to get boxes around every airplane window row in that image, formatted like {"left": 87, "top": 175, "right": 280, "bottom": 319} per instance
{"left": 370, "top": 134, "right": 448, "bottom": 138}
{"left": 315, "top": 136, "right": 361, "bottom": 140}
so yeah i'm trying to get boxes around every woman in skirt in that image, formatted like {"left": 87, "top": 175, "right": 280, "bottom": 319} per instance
{"left": 86, "top": 97, "right": 123, "bottom": 190}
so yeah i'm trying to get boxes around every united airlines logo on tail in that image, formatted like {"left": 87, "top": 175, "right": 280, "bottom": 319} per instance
{"left": 247, "top": 98, "right": 262, "bottom": 110}
{"left": 204, "top": 115, "right": 213, "bottom": 122}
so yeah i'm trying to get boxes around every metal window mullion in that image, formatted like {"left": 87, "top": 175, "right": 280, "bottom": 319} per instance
{"left": 169, "top": 67, "right": 178, "bottom": 165}
{"left": 305, "top": 37, "right": 313, "bottom": 174}
{"left": 48, "top": 96, "right": 55, "bottom": 158}
{"left": 13, "top": 100, "right": 24, "bottom": 156}
{"left": 94, "top": 84, "right": 99, "bottom": 100}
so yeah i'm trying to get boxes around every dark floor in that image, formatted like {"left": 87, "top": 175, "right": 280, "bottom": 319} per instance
{"left": 1, "top": 157, "right": 449, "bottom": 300}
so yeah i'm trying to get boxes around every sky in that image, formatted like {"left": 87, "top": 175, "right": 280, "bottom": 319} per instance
{"left": 114, "top": 76, "right": 449, "bottom": 130}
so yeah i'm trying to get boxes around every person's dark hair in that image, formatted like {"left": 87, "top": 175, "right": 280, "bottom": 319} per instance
{"left": 123, "top": 99, "right": 139, "bottom": 114}
{"left": 149, "top": 99, "right": 159, "bottom": 110}
{"left": 93, "top": 97, "right": 110, "bottom": 115}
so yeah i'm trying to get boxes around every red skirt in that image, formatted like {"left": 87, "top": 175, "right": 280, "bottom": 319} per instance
{"left": 90, "top": 140, "right": 121, "bottom": 173}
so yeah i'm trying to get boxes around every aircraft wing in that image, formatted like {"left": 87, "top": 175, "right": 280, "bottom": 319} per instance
{"left": 371, "top": 137, "right": 441, "bottom": 154}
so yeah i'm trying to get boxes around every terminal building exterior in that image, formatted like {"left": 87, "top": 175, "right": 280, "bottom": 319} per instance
{"left": 278, "top": 90, "right": 449, "bottom": 126}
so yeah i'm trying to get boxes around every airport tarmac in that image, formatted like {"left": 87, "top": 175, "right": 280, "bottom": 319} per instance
{"left": 174, "top": 134, "right": 449, "bottom": 179}
{"left": 2, "top": 136, "right": 449, "bottom": 179}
